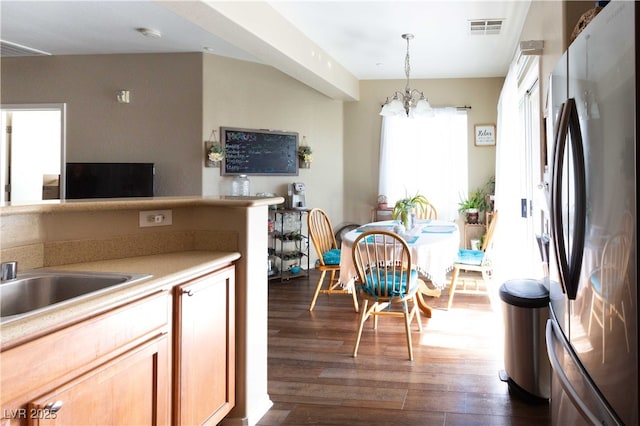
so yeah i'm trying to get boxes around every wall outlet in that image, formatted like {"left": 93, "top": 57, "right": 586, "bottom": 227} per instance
{"left": 139, "top": 209, "right": 173, "bottom": 227}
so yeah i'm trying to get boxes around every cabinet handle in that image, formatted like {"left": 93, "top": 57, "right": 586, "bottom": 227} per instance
{"left": 182, "top": 289, "right": 194, "bottom": 297}
{"left": 44, "top": 400, "right": 63, "bottom": 413}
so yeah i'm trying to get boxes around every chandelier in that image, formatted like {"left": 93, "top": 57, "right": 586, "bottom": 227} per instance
{"left": 380, "top": 33, "right": 432, "bottom": 118}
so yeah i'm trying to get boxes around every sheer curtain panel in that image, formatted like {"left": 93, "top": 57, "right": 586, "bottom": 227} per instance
{"left": 378, "top": 108, "right": 468, "bottom": 221}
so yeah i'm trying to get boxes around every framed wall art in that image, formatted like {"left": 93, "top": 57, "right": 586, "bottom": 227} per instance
{"left": 474, "top": 124, "right": 496, "bottom": 146}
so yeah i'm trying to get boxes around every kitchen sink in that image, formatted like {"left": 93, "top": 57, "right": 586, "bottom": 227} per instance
{"left": 0, "top": 270, "right": 151, "bottom": 322}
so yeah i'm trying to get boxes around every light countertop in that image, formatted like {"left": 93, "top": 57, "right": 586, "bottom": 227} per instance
{"left": 1, "top": 250, "right": 240, "bottom": 349}
{"left": 0, "top": 195, "right": 285, "bottom": 216}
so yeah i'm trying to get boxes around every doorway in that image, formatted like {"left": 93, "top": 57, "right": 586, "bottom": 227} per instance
{"left": 0, "top": 104, "right": 66, "bottom": 203}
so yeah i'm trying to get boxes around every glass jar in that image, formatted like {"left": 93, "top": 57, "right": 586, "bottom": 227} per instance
{"left": 231, "top": 174, "right": 250, "bottom": 196}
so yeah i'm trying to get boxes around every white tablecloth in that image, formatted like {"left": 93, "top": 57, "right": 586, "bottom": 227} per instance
{"left": 338, "top": 220, "right": 460, "bottom": 289}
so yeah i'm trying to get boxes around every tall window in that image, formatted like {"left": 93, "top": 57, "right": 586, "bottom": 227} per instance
{"left": 494, "top": 55, "right": 543, "bottom": 282}
{"left": 378, "top": 108, "right": 468, "bottom": 221}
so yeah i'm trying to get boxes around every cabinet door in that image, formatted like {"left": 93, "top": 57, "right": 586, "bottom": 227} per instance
{"left": 173, "top": 266, "right": 235, "bottom": 426}
{"left": 464, "top": 224, "right": 486, "bottom": 249}
{"left": 28, "top": 333, "right": 170, "bottom": 426}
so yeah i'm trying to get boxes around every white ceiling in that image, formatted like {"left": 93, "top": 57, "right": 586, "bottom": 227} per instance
{"left": 0, "top": 0, "right": 532, "bottom": 99}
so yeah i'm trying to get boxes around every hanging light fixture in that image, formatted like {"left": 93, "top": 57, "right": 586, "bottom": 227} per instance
{"left": 380, "top": 33, "right": 433, "bottom": 118}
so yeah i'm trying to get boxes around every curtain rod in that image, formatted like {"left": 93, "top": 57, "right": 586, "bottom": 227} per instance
{"left": 456, "top": 105, "right": 472, "bottom": 110}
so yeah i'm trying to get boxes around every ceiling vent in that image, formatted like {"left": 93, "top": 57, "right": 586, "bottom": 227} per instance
{"left": 1, "top": 40, "right": 51, "bottom": 57}
{"left": 469, "top": 19, "right": 504, "bottom": 35}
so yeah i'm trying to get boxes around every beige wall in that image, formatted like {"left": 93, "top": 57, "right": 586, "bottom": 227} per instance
{"left": 1, "top": 53, "right": 203, "bottom": 196}
{"left": 3, "top": 0, "right": 591, "bottom": 230}
{"left": 343, "top": 77, "right": 503, "bottom": 225}
{"left": 201, "top": 54, "right": 345, "bottom": 225}
{"left": 1, "top": 53, "right": 347, "bottom": 228}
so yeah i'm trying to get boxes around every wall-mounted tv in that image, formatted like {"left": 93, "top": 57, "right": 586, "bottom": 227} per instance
{"left": 221, "top": 127, "right": 298, "bottom": 176}
{"left": 65, "top": 162, "right": 155, "bottom": 199}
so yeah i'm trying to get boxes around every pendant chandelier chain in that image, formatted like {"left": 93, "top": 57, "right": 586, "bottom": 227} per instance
{"left": 404, "top": 33, "right": 413, "bottom": 94}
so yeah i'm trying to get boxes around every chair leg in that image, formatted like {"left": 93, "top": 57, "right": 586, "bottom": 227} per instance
{"left": 447, "top": 266, "right": 460, "bottom": 310}
{"left": 413, "top": 296, "right": 423, "bottom": 332}
{"left": 350, "top": 281, "right": 359, "bottom": 313}
{"left": 328, "top": 270, "right": 338, "bottom": 290}
{"left": 373, "top": 303, "right": 380, "bottom": 329}
{"left": 353, "top": 300, "right": 369, "bottom": 358}
{"left": 309, "top": 270, "right": 327, "bottom": 311}
{"left": 351, "top": 289, "right": 359, "bottom": 313}
{"left": 403, "top": 301, "right": 414, "bottom": 360}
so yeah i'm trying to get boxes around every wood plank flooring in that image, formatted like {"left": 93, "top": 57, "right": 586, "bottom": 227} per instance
{"left": 257, "top": 271, "right": 551, "bottom": 425}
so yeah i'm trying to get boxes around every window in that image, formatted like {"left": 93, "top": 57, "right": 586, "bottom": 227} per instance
{"left": 378, "top": 108, "right": 468, "bottom": 221}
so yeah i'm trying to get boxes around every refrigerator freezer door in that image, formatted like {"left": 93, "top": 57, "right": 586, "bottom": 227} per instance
{"left": 565, "top": 1, "right": 637, "bottom": 424}
{"left": 546, "top": 316, "right": 623, "bottom": 425}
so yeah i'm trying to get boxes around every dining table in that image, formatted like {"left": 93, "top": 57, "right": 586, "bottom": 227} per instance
{"left": 338, "top": 219, "right": 461, "bottom": 317}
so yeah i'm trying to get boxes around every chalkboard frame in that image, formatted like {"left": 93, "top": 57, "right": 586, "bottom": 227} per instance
{"left": 220, "top": 127, "right": 299, "bottom": 176}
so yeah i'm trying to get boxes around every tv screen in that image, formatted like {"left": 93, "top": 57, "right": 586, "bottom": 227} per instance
{"left": 65, "top": 162, "right": 155, "bottom": 199}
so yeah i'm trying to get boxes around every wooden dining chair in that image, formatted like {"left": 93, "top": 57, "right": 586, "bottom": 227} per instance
{"left": 447, "top": 211, "right": 499, "bottom": 310}
{"left": 351, "top": 230, "right": 422, "bottom": 360}
{"left": 307, "top": 208, "right": 359, "bottom": 312}
{"left": 416, "top": 203, "right": 438, "bottom": 220}
{"left": 587, "top": 232, "right": 631, "bottom": 363}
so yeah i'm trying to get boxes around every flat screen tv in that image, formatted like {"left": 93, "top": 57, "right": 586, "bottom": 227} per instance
{"left": 65, "top": 162, "right": 155, "bottom": 199}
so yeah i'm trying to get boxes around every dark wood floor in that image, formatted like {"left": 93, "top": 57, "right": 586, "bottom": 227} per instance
{"left": 257, "top": 271, "right": 551, "bottom": 426}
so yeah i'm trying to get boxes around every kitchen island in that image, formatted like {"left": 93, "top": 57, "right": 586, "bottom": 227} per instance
{"left": 0, "top": 196, "right": 282, "bottom": 426}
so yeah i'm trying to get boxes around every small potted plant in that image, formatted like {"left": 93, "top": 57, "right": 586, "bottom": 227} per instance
{"left": 458, "top": 187, "right": 489, "bottom": 224}
{"left": 298, "top": 145, "right": 313, "bottom": 168}
{"left": 205, "top": 129, "right": 225, "bottom": 167}
{"left": 207, "top": 143, "right": 225, "bottom": 163}
{"left": 392, "top": 193, "right": 429, "bottom": 231}
{"left": 377, "top": 194, "right": 388, "bottom": 209}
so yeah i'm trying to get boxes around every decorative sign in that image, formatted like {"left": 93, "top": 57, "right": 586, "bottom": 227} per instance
{"left": 474, "top": 124, "right": 496, "bottom": 146}
{"left": 221, "top": 127, "right": 299, "bottom": 176}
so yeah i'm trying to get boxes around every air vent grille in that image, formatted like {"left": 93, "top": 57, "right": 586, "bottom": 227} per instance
{"left": 1, "top": 40, "right": 50, "bottom": 57}
{"left": 469, "top": 19, "right": 504, "bottom": 35}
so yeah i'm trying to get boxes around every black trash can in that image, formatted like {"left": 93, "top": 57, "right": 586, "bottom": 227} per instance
{"left": 498, "top": 279, "right": 550, "bottom": 403}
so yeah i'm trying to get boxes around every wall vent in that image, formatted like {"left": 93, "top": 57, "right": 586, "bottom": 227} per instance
{"left": 0, "top": 40, "right": 50, "bottom": 57}
{"left": 469, "top": 19, "right": 504, "bottom": 35}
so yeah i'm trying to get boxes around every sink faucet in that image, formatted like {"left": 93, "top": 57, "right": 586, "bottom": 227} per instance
{"left": 1, "top": 261, "right": 17, "bottom": 281}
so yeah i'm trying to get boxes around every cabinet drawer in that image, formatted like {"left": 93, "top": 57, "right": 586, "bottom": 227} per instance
{"left": 27, "top": 333, "right": 170, "bottom": 426}
{"left": 1, "top": 291, "right": 170, "bottom": 408}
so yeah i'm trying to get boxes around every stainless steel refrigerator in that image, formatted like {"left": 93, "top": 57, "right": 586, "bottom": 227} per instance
{"left": 544, "top": 1, "right": 637, "bottom": 424}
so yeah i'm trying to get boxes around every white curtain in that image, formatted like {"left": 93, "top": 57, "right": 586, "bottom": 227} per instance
{"left": 378, "top": 108, "right": 468, "bottom": 221}
{"left": 493, "top": 61, "right": 524, "bottom": 283}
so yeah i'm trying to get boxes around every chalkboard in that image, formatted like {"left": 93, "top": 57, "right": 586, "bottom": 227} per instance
{"left": 221, "top": 127, "right": 299, "bottom": 176}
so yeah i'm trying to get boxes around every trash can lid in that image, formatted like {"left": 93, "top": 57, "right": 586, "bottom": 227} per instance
{"left": 499, "top": 279, "right": 549, "bottom": 308}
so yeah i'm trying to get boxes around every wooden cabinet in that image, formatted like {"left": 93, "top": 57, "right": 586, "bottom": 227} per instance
{"left": 464, "top": 223, "right": 486, "bottom": 249}
{"left": 27, "top": 334, "right": 169, "bottom": 426}
{"left": 371, "top": 207, "right": 393, "bottom": 222}
{"left": 173, "top": 265, "right": 235, "bottom": 426}
{"left": 1, "top": 263, "right": 237, "bottom": 426}
{"left": 0, "top": 291, "right": 171, "bottom": 426}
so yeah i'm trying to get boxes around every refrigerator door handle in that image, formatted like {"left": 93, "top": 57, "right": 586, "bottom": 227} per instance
{"left": 550, "top": 99, "right": 587, "bottom": 299}
{"left": 546, "top": 319, "right": 602, "bottom": 425}
{"left": 551, "top": 101, "right": 570, "bottom": 293}
{"left": 565, "top": 98, "right": 586, "bottom": 299}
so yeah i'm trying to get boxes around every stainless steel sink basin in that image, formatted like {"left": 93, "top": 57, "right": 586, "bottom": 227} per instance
{"left": 0, "top": 270, "right": 151, "bottom": 322}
